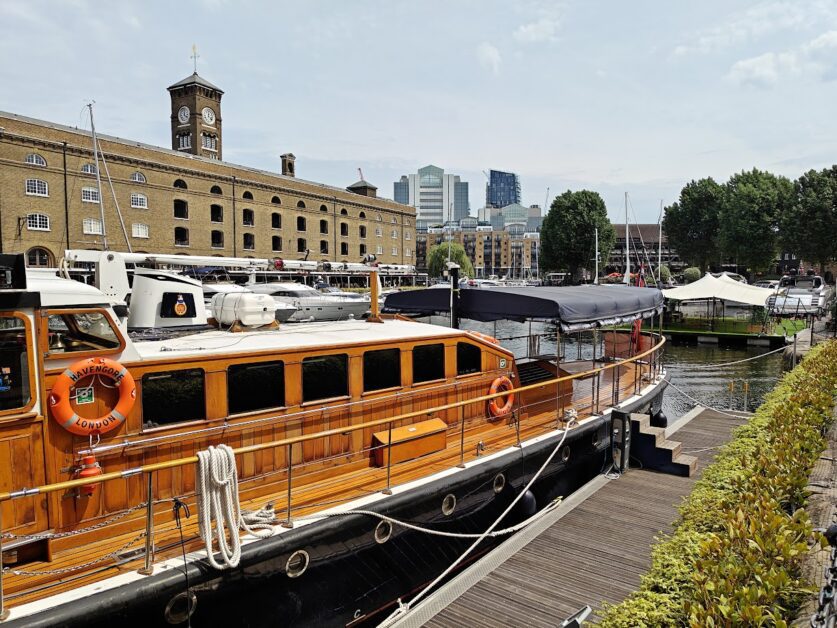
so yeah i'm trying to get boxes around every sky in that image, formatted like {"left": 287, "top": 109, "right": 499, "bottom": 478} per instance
{"left": 3, "top": 0, "right": 837, "bottom": 223}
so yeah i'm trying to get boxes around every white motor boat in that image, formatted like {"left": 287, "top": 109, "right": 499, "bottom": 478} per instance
{"left": 769, "top": 271, "right": 835, "bottom": 315}
{"left": 203, "top": 282, "right": 297, "bottom": 323}
{"left": 249, "top": 281, "right": 370, "bottom": 322}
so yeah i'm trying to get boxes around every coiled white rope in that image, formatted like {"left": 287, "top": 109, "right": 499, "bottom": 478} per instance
{"left": 196, "top": 444, "right": 274, "bottom": 570}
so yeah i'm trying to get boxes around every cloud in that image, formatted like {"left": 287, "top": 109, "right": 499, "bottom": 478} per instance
{"left": 476, "top": 42, "right": 501, "bottom": 75}
{"left": 726, "top": 29, "right": 837, "bottom": 86}
{"left": 726, "top": 52, "right": 796, "bottom": 86}
{"left": 513, "top": 17, "right": 561, "bottom": 43}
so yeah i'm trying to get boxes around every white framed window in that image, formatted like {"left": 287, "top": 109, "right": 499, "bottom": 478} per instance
{"left": 376, "top": 214, "right": 382, "bottom": 222}
{"left": 26, "top": 153, "right": 47, "bottom": 167}
{"left": 81, "top": 163, "right": 97, "bottom": 175}
{"left": 25, "top": 178, "right": 48, "bottom": 197}
{"left": 81, "top": 187, "right": 100, "bottom": 203}
{"left": 131, "top": 223, "right": 149, "bottom": 239}
{"left": 26, "top": 213, "right": 50, "bottom": 231}
{"left": 375, "top": 227, "right": 382, "bottom": 237}
{"left": 201, "top": 133, "right": 217, "bottom": 151}
{"left": 405, "top": 231, "right": 412, "bottom": 241}
{"left": 130, "top": 193, "right": 148, "bottom": 209}
{"left": 391, "top": 229, "right": 398, "bottom": 239}
{"left": 177, "top": 134, "right": 192, "bottom": 150}
{"left": 131, "top": 171, "right": 146, "bottom": 183}
{"left": 83, "top": 218, "right": 103, "bottom": 235}
{"left": 391, "top": 217, "right": 397, "bottom": 224}
{"left": 391, "top": 247, "right": 398, "bottom": 256}
{"left": 376, "top": 245, "right": 383, "bottom": 255}
{"left": 405, "top": 248, "right": 412, "bottom": 258}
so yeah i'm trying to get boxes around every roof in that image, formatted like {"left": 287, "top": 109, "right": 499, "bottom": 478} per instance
{"left": 26, "top": 271, "right": 114, "bottom": 307}
{"left": 662, "top": 273, "right": 774, "bottom": 307}
{"left": 614, "top": 224, "right": 667, "bottom": 244}
{"left": 384, "top": 284, "right": 664, "bottom": 331}
{"left": 347, "top": 179, "right": 378, "bottom": 190}
{"left": 167, "top": 72, "right": 224, "bottom": 93}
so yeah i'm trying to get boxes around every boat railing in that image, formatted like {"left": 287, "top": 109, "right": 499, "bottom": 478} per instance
{"left": 0, "top": 330, "right": 665, "bottom": 612}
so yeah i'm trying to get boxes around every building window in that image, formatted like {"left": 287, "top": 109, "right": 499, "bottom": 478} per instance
{"left": 26, "top": 213, "right": 50, "bottom": 231}
{"left": 391, "top": 247, "right": 398, "bottom": 256}
{"left": 26, "top": 247, "right": 52, "bottom": 267}
{"left": 271, "top": 195, "right": 281, "bottom": 204}
{"left": 359, "top": 243, "right": 367, "bottom": 255}
{"left": 210, "top": 185, "right": 222, "bottom": 195}
{"left": 457, "top": 342, "right": 481, "bottom": 375}
{"left": 376, "top": 214, "right": 382, "bottom": 222}
{"left": 376, "top": 245, "right": 383, "bottom": 255}
{"left": 413, "top": 344, "right": 445, "bottom": 383}
{"left": 142, "top": 369, "right": 205, "bottom": 428}
{"left": 272, "top": 213, "right": 281, "bottom": 229}
{"left": 242, "top": 191, "right": 254, "bottom": 200}
{"left": 243, "top": 209, "right": 254, "bottom": 227}
{"left": 243, "top": 233, "right": 255, "bottom": 250}
{"left": 177, "top": 134, "right": 192, "bottom": 150}
{"left": 319, "top": 219, "right": 328, "bottom": 234}
{"left": 81, "top": 163, "right": 97, "bottom": 175}
{"left": 201, "top": 133, "right": 217, "bottom": 151}
{"left": 81, "top": 187, "right": 100, "bottom": 203}
{"left": 375, "top": 227, "right": 382, "bottom": 237}
{"left": 130, "top": 193, "right": 148, "bottom": 209}
{"left": 297, "top": 238, "right": 307, "bottom": 253}
{"left": 174, "top": 179, "right": 188, "bottom": 189}
{"left": 175, "top": 226, "right": 189, "bottom": 246}
{"left": 391, "top": 229, "right": 398, "bottom": 239}
{"left": 340, "top": 208, "right": 348, "bottom": 216}
{"left": 302, "top": 354, "right": 348, "bottom": 402}
{"left": 297, "top": 216, "right": 306, "bottom": 231}
{"left": 405, "top": 248, "right": 412, "bottom": 257}
{"left": 25, "top": 178, "right": 48, "bottom": 197}
{"left": 228, "top": 361, "right": 285, "bottom": 414}
{"left": 320, "top": 240, "right": 329, "bottom": 254}
{"left": 211, "top": 230, "right": 224, "bottom": 248}
{"left": 320, "top": 204, "right": 328, "bottom": 212}
{"left": 211, "top": 204, "right": 223, "bottom": 222}
{"left": 25, "top": 153, "right": 47, "bottom": 167}
{"left": 297, "top": 200, "right": 306, "bottom": 209}
{"left": 272, "top": 236, "right": 282, "bottom": 252}
{"left": 340, "top": 223, "right": 349, "bottom": 237}
{"left": 340, "top": 242, "right": 349, "bottom": 256}
{"left": 405, "top": 231, "right": 412, "bottom": 241}
{"left": 132, "top": 223, "right": 149, "bottom": 239}
{"left": 131, "top": 171, "right": 146, "bottom": 183}
{"left": 363, "top": 348, "right": 401, "bottom": 392}
{"left": 359, "top": 211, "right": 366, "bottom": 219}
{"left": 83, "top": 218, "right": 103, "bottom": 235}
{"left": 359, "top": 225, "right": 367, "bottom": 238}
{"left": 174, "top": 199, "right": 189, "bottom": 219}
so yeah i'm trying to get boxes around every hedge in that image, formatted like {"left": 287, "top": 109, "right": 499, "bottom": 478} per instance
{"left": 598, "top": 340, "right": 837, "bottom": 627}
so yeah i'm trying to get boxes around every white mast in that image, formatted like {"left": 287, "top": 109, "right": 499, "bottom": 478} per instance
{"left": 657, "top": 200, "right": 663, "bottom": 284}
{"left": 87, "top": 103, "right": 108, "bottom": 250}
{"left": 594, "top": 227, "right": 599, "bottom": 284}
{"left": 623, "top": 192, "right": 630, "bottom": 284}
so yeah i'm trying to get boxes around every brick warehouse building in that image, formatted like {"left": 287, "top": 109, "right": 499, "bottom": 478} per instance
{"left": 0, "top": 71, "right": 415, "bottom": 268}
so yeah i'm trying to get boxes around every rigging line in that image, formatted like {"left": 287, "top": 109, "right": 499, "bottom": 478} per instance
{"left": 97, "top": 148, "right": 133, "bottom": 252}
{"left": 684, "top": 344, "right": 786, "bottom": 369}
{"left": 627, "top": 196, "right": 656, "bottom": 273}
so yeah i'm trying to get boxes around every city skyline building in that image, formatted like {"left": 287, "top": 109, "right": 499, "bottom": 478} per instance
{"left": 485, "top": 169, "right": 521, "bottom": 208}
{"left": 393, "top": 165, "right": 469, "bottom": 227}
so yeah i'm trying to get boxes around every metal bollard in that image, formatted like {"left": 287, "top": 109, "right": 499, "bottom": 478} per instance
{"left": 743, "top": 381, "right": 749, "bottom": 412}
{"left": 728, "top": 380, "right": 735, "bottom": 410}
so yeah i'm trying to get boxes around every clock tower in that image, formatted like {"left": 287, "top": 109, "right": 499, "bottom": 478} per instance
{"left": 167, "top": 72, "right": 224, "bottom": 160}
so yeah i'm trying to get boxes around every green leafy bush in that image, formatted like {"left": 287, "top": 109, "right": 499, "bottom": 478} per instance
{"left": 599, "top": 340, "right": 837, "bottom": 627}
{"left": 683, "top": 267, "right": 701, "bottom": 283}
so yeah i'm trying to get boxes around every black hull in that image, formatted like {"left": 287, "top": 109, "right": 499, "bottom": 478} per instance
{"left": 10, "top": 381, "right": 666, "bottom": 628}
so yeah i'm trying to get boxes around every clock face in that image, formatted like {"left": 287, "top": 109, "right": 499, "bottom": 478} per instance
{"left": 177, "top": 106, "right": 190, "bottom": 124}
{"left": 202, "top": 107, "right": 216, "bottom": 125}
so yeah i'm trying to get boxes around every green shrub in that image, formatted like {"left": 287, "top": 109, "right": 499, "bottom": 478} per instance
{"left": 599, "top": 340, "right": 837, "bottom": 627}
{"left": 683, "top": 267, "right": 701, "bottom": 283}
{"left": 659, "top": 265, "right": 671, "bottom": 282}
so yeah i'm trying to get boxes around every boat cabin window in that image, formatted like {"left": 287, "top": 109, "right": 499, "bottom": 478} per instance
{"left": 413, "top": 343, "right": 445, "bottom": 383}
{"left": 45, "top": 310, "right": 121, "bottom": 357}
{"left": 302, "top": 354, "right": 348, "bottom": 402}
{"left": 228, "top": 361, "right": 285, "bottom": 414}
{"left": 142, "top": 368, "right": 205, "bottom": 428}
{"left": 363, "top": 348, "right": 401, "bottom": 392}
{"left": 456, "top": 342, "right": 481, "bottom": 376}
{"left": 0, "top": 315, "right": 31, "bottom": 411}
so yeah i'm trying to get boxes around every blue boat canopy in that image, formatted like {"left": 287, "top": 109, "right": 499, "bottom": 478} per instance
{"left": 384, "top": 285, "right": 664, "bottom": 331}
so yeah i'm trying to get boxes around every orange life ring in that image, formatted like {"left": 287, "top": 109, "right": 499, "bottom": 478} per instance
{"left": 49, "top": 357, "right": 136, "bottom": 437}
{"left": 469, "top": 331, "right": 499, "bottom": 345}
{"left": 488, "top": 376, "right": 515, "bottom": 417}
{"left": 274, "top": 258, "right": 284, "bottom": 270}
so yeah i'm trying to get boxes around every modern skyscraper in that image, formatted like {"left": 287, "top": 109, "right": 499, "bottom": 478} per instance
{"left": 485, "top": 169, "right": 521, "bottom": 208}
{"left": 393, "top": 165, "right": 469, "bottom": 227}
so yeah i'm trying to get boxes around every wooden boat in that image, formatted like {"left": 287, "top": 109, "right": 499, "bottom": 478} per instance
{"left": 0, "top": 254, "right": 667, "bottom": 627}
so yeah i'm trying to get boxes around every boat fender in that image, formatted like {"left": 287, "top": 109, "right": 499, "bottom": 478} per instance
{"left": 515, "top": 490, "right": 537, "bottom": 517}
{"left": 49, "top": 357, "right": 136, "bottom": 437}
{"left": 651, "top": 410, "right": 668, "bottom": 428}
{"left": 77, "top": 453, "right": 102, "bottom": 497}
{"left": 488, "top": 376, "right": 515, "bottom": 418}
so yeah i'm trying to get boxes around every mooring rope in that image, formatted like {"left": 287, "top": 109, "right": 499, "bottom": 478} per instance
{"left": 686, "top": 344, "right": 786, "bottom": 369}
{"left": 665, "top": 380, "right": 748, "bottom": 418}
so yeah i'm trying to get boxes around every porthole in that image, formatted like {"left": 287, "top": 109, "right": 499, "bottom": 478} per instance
{"left": 442, "top": 494, "right": 456, "bottom": 516}
{"left": 164, "top": 590, "right": 197, "bottom": 624}
{"left": 561, "top": 446, "right": 571, "bottom": 463}
{"left": 493, "top": 473, "right": 506, "bottom": 494}
{"left": 286, "top": 549, "right": 309, "bottom": 578}
{"left": 375, "top": 520, "right": 392, "bottom": 544}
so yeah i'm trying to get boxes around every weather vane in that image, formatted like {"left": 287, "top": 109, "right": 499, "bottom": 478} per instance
{"left": 190, "top": 44, "right": 200, "bottom": 73}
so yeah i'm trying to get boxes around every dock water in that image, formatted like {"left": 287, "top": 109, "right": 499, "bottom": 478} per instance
{"left": 393, "top": 408, "right": 748, "bottom": 627}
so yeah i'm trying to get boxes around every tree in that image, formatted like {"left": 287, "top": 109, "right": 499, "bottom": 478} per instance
{"left": 658, "top": 265, "right": 671, "bottom": 282}
{"left": 683, "top": 267, "right": 701, "bottom": 283}
{"left": 426, "top": 242, "right": 474, "bottom": 279}
{"left": 662, "top": 178, "right": 723, "bottom": 273}
{"left": 719, "top": 169, "right": 792, "bottom": 273}
{"left": 779, "top": 168, "right": 837, "bottom": 272}
{"left": 541, "top": 190, "right": 615, "bottom": 281}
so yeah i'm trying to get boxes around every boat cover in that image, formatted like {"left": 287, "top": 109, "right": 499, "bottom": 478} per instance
{"left": 662, "top": 273, "right": 775, "bottom": 307}
{"left": 384, "top": 284, "right": 663, "bottom": 331}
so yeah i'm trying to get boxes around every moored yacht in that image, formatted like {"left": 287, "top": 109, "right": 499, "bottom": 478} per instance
{"left": 248, "top": 281, "right": 371, "bottom": 322}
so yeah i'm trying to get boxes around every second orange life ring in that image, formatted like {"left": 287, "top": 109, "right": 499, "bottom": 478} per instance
{"left": 488, "top": 376, "right": 515, "bottom": 417}
{"left": 49, "top": 357, "right": 136, "bottom": 437}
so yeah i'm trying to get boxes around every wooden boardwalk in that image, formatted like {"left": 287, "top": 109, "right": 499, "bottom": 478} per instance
{"left": 411, "top": 408, "right": 748, "bottom": 627}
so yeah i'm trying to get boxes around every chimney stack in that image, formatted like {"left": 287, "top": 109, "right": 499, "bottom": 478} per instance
{"left": 281, "top": 153, "right": 296, "bottom": 177}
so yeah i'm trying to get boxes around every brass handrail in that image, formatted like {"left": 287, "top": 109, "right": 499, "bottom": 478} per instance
{"left": 0, "top": 332, "right": 665, "bottom": 502}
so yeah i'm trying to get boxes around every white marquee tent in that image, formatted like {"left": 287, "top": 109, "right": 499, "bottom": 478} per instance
{"left": 662, "top": 273, "right": 776, "bottom": 307}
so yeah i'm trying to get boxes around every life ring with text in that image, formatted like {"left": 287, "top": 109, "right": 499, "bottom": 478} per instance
{"left": 469, "top": 331, "right": 499, "bottom": 345}
{"left": 49, "top": 357, "right": 136, "bottom": 437}
{"left": 488, "top": 376, "right": 515, "bottom": 418}
{"left": 274, "top": 258, "right": 284, "bottom": 270}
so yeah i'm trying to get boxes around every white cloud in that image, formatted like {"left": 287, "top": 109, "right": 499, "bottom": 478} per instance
{"left": 513, "top": 17, "right": 561, "bottom": 43}
{"left": 726, "top": 28, "right": 837, "bottom": 86}
{"left": 476, "top": 42, "right": 501, "bottom": 75}
{"left": 726, "top": 52, "right": 796, "bottom": 86}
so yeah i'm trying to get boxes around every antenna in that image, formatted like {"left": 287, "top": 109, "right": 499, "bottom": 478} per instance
{"left": 191, "top": 44, "right": 200, "bottom": 73}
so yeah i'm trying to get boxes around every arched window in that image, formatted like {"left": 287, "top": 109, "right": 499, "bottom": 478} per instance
{"left": 242, "top": 209, "right": 254, "bottom": 227}
{"left": 242, "top": 191, "right": 254, "bottom": 200}
{"left": 210, "top": 185, "right": 223, "bottom": 195}
{"left": 81, "top": 163, "right": 97, "bottom": 175}
{"left": 25, "top": 153, "right": 47, "bottom": 167}
{"left": 130, "top": 193, "right": 148, "bottom": 209}
{"left": 297, "top": 238, "right": 307, "bottom": 253}
{"left": 319, "top": 219, "right": 328, "bottom": 234}
{"left": 296, "top": 200, "right": 306, "bottom": 209}
{"left": 271, "top": 196, "right": 281, "bottom": 204}
{"left": 405, "top": 219, "right": 411, "bottom": 226}
{"left": 26, "top": 213, "right": 50, "bottom": 231}
{"left": 376, "top": 214, "right": 382, "bottom": 222}
{"left": 131, "top": 171, "right": 146, "bottom": 183}
{"left": 173, "top": 179, "right": 188, "bottom": 189}
{"left": 375, "top": 227, "right": 382, "bottom": 237}
{"left": 340, "top": 223, "right": 349, "bottom": 237}
{"left": 391, "top": 217, "right": 397, "bottom": 224}
{"left": 174, "top": 199, "right": 188, "bottom": 219}
{"left": 320, "top": 204, "right": 328, "bottom": 212}
{"left": 174, "top": 227, "right": 189, "bottom": 246}
{"left": 359, "top": 243, "right": 367, "bottom": 256}
{"left": 391, "top": 229, "right": 398, "bottom": 239}
{"left": 296, "top": 216, "right": 306, "bottom": 231}
{"left": 211, "top": 230, "right": 224, "bottom": 248}
{"left": 272, "top": 236, "right": 282, "bottom": 252}
{"left": 25, "top": 179, "right": 48, "bottom": 197}
{"left": 211, "top": 204, "right": 223, "bottom": 223}
{"left": 243, "top": 233, "right": 255, "bottom": 250}
{"left": 272, "top": 213, "right": 281, "bottom": 229}
{"left": 320, "top": 240, "right": 329, "bottom": 254}
{"left": 340, "top": 242, "right": 349, "bottom": 256}
{"left": 340, "top": 208, "right": 348, "bottom": 216}
{"left": 26, "top": 247, "right": 53, "bottom": 267}
{"left": 359, "top": 211, "right": 366, "bottom": 219}
{"left": 359, "top": 225, "right": 367, "bottom": 238}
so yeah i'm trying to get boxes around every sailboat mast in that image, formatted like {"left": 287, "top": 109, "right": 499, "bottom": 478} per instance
{"left": 658, "top": 200, "right": 663, "bottom": 284}
{"left": 594, "top": 227, "right": 599, "bottom": 284}
{"left": 623, "top": 192, "right": 630, "bottom": 284}
{"left": 87, "top": 103, "right": 108, "bottom": 250}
